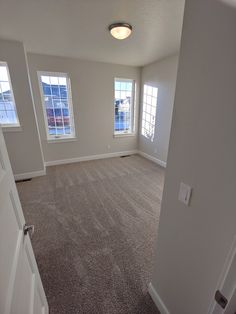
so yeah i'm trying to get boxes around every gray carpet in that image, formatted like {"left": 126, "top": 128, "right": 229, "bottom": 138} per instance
{"left": 17, "top": 154, "right": 164, "bottom": 314}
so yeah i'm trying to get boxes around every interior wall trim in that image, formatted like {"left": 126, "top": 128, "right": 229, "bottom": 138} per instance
{"left": 44, "top": 150, "right": 139, "bottom": 167}
{"left": 148, "top": 282, "right": 170, "bottom": 314}
{"left": 14, "top": 168, "right": 46, "bottom": 180}
{"left": 138, "top": 151, "right": 167, "bottom": 168}
{"left": 14, "top": 149, "right": 166, "bottom": 178}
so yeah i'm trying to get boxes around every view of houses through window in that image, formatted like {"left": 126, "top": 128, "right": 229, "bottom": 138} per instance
{"left": 0, "top": 62, "right": 19, "bottom": 126}
{"left": 114, "top": 78, "right": 134, "bottom": 134}
{"left": 39, "top": 73, "right": 75, "bottom": 139}
{"left": 141, "top": 84, "right": 158, "bottom": 142}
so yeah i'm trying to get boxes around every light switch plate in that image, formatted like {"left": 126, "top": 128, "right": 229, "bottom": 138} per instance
{"left": 178, "top": 182, "right": 192, "bottom": 206}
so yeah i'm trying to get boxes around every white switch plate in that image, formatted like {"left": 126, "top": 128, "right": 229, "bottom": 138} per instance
{"left": 178, "top": 182, "right": 192, "bottom": 206}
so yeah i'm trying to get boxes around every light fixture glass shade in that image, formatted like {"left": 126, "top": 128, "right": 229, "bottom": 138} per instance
{"left": 109, "top": 23, "right": 132, "bottom": 40}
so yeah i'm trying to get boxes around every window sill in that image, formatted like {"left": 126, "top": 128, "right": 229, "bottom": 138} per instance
{"left": 47, "top": 137, "right": 77, "bottom": 144}
{"left": 2, "top": 125, "right": 22, "bottom": 132}
{"left": 113, "top": 133, "right": 136, "bottom": 138}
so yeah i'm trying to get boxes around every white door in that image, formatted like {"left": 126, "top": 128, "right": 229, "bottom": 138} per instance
{"left": 0, "top": 127, "right": 48, "bottom": 314}
{"left": 209, "top": 236, "right": 236, "bottom": 314}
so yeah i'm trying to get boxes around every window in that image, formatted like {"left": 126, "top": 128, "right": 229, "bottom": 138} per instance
{"left": 114, "top": 78, "right": 135, "bottom": 135}
{"left": 38, "top": 72, "right": 75, "bottom": 140}
{"left": 0, "top": 62, "right": 19, "bottom": 127}
{"left": 141, "top": 84, "right": 158, "bottom": 142}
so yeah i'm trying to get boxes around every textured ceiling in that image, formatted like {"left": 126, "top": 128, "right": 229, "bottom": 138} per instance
{"left": 0, "top": 0, "right": 185, "bottom": 66}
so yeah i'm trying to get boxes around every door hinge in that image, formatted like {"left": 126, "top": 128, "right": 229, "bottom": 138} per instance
{"left": 215, "top": 290, "right": 228, "bottom": 309}
{"left": 23, "top": 224, "right": 34, "bottom": 238}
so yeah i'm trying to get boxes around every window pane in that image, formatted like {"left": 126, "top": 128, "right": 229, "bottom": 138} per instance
{"left": 4, "top": 94, "right": 12, "bottom": 101}
{"left": 53, "top": 98, "right": 61, "bottom": 108}
{"left": 50, "top": 76, "right": 59, "bottom": 85}
{"left": 6, "top": 111, "right": 17, "bottom": 124}
{"left": 60, "top": 86, "right": 67, "bottom": 98}
{"left": 5, "top": 102, "right": 14, "bottom": 110}
{"left": 1, "top": 82, "right": 10, "bottom": 93}
{"left": 65, "top": 127, "right": 71, "bottom": 134}
{"left": 0, "top": 110, "right": 17, "bottom": 124}
{"left": 61, "top": 98, "right": 68, "bottom": 108}
{"left": 126, "top": 82, "right": 132, "bottom": 91}
{"left": 0, "top": 66, "right": 8, "bottom": 81}
{"left": 120, "top": 91, "right": 126, "bottom": 99}
{"left": 0, "top": 62, "right": 19, "bottom": 126}
{"left": 54, "top": 108, "right": 61, "bottom": 117}
{"left": 62, "top": 108, "right": 69, "bottom": 117}
{"left": 56, "top": 128, "right": 64, "bottom": 135}
{"left": 46, "top": 109, "right": 55, "bottom": 127}
{"left": 62, "top": 108, "right": 70, "bottom": 126}
{"left": 115, "top": 81, "right": 120, "bottom": 90}
{"left": 121, "top": 82, "right": 126, "bottom": 90}
{"left": 43, "top": 83, "right": 51, "bottom": 95}
{"left": 44, "top": 96, "right": 53, "bottom": 108}
{"left": 52, "top": 86, "right": 60, "bottom": 97}
{"left": 39, "top": 73, "right": 75, "bottom": 139}
{"left": 115, "top": 91, "right": 120, "bottom": 99}
{"left": 0, "top": 111, "right": 7, "bottom": 123}
{"left": 49, "top": 127, "right": 56, "bottom": 135}
{"left": 41, "top": 76, "right": 50, "bottom": 84}
{"left": 59, "top": 77, "right": 66, "bottom": 85}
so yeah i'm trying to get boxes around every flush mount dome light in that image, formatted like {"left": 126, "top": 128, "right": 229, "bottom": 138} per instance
{"left": 109, "top": 23, "right": 132, "bottom": 40}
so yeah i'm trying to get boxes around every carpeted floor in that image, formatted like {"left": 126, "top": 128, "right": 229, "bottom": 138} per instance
{"left": 16, "top": 154, "right": 164, "bottom": 314}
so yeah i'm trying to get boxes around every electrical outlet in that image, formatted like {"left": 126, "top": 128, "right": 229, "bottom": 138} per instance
{"left": 178, "top": 182, "right": 192, "bottom": 206}
{"left": 107, "top": 145, "right": 111, "bottom": 150}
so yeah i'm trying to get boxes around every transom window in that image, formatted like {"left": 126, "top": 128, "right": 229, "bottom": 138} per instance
{"left": 141, "top": 84, "right": 158, "bottom": 142}
{"left": 114, "top": 78, "right": 135, "bottom": 135}
{"left": 0, "top": 62, "right": 19, "bottom": 127}
{"left": 38, "top": 72, "right": 75, "bottom": 140}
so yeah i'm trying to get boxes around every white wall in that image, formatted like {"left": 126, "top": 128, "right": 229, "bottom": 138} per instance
{"left": 27, "top": 53, "right": 140, "bottom": 163}
{"left": 0, "top": 39, "right": 44, "bottom": 176}
{"left": 150, "top": 0, "right": 236, "bottom": 313}
{"left": 138, "top": 55, "right": 178, "bottom": 165}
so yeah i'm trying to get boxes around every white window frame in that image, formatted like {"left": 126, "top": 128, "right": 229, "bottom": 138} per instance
{"left": 38, "top": 71, "right": 76, "bottom": 142}
{"left": 113, "top": 78, "right": 135, "bottom": 137}
{"left": 0, "top": 61, "right": 20, "bottom": 128}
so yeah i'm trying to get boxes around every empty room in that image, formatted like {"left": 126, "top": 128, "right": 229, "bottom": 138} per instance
{"left": 1, "top": 0, "right": 236, "bottom": 314}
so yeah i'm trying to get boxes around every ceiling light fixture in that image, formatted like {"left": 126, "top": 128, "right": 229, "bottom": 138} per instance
{"left": 109, "top": 23, "right": 132, "bottom": 40}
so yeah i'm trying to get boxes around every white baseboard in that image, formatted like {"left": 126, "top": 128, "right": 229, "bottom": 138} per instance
{"left": 14, "top": 150, "right": 164, "bottom": 178}
{"left": 45, "top": 150, "right": 138, "bottom": 167}
{"left": 138, "top": 151, "right": 167, "bottom": 168}
{"left": 14, "top": 168, "right": 46, "bottom": 181}
{"left": 148, "top": 282, "right": 170, "bottom": 314}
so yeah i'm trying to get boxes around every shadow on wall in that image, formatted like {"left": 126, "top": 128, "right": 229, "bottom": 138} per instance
{"left": 141, "top": 84, "right": 158, "bottom": 143}
{"left": 220, "top": 0, "right": 236, "bottom": 9}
